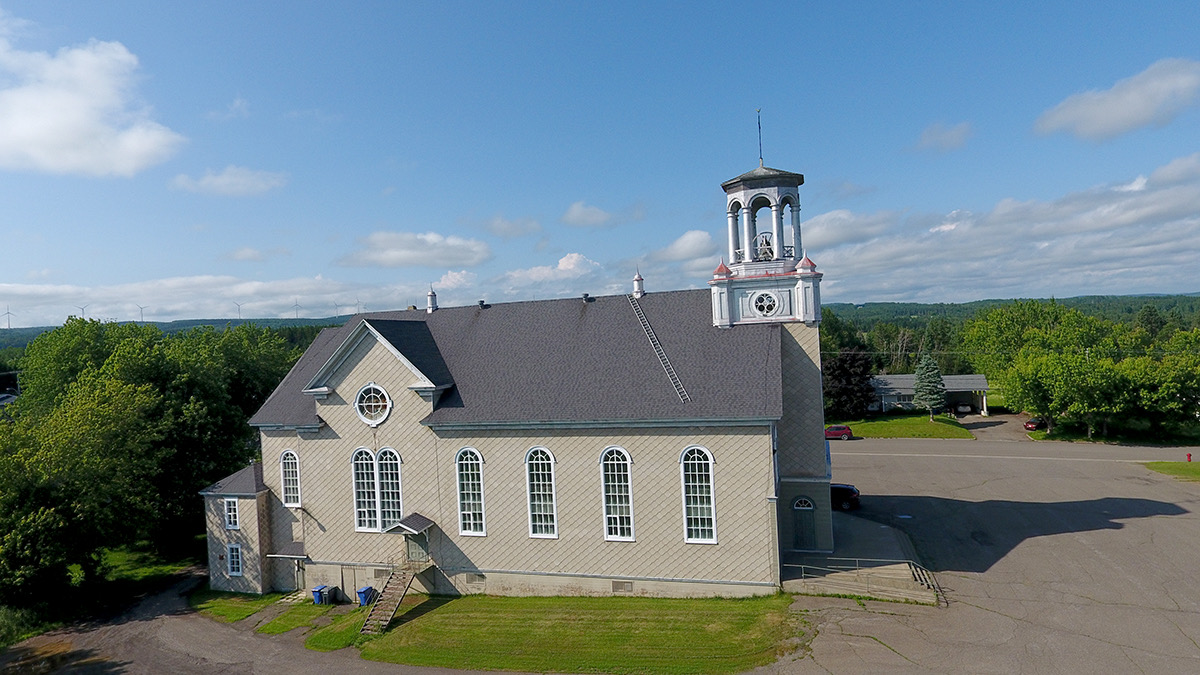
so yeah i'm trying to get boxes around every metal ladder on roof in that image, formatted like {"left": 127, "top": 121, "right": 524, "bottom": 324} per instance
{"left": 627, "top": 294, "right": 690, "bottom": 403}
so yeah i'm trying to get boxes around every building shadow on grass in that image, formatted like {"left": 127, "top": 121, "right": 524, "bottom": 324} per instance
{"left": 855, "top": 495, "right": 1187, "bottom": 574}
{"left": 387, "top": 595, "right": 456, "bottom": 631}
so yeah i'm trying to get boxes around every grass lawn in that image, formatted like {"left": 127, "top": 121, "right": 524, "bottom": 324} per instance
{"left": 189, "top": 587, "right": 285, "bottom": 623}
{"left": 1144, "top": 462, "right": 1200, "bottom": 481}
{"left": 830, "top": 413, "right": 974, "bottom": 439}
{"left": 306, "top": 606, "right": 370, "bottom": 651}
{"left": 357, "top": 593, "right": 798, "bottom": 675}
{"left": 256, "top": 601, "right": 334, "bottom": 634}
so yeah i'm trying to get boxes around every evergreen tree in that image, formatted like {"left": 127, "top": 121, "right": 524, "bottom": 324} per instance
{"left": 913, "top": 354, "right": 946, "bottom": 421}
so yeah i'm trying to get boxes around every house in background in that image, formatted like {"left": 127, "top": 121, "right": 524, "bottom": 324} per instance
{"left": 201, "top": 164, "right": 832, "bottom": 600}
{"left": 870, "top": 374, "right": 990, "bottom": 414}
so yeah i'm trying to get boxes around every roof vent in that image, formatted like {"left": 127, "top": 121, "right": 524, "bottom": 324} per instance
{"left": 478, "top": 300, "right": 486, "bottom": 308}
{"left": 582, "top": 293, "right": 590, "bottom": 302}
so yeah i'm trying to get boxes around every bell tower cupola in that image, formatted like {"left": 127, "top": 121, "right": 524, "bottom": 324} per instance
{"left": 709, "top": 164, "right": 823, "bottom": 328}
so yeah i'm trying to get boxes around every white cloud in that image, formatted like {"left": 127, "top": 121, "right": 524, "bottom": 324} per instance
{"left": 807, "top": 152, "right": 1200, "bottom": 303}
{"left": 0, "top": 16, "right": 185, "bottom": 176}
{"left": 227, "top": 246, "right": 288, "bottom": 262}
{"left": 1036, "top": 58, "right": 1200, "bottom": 141}
{"left": 653, "top": 230, "right": 717, "bottom": 261}
{"left": 483, "top": 214, "right": 541, "bottom": 238}
{"left": 561, "top": 201, "right": 613, "bottom": 227}
{"left": 501, "top": 253, "right": 601, "bottom": 287}
{"left": 172, "top": 165, "right": 288, "bottom": 196}
{"left": 803, "top": 209, "right": 896, "bottom": 250}
{"left": 338, "top": 231, "right": 492, "bottom": 268}
{"left": 208, "top": 97, "right": 249, "bottom": 120}
{"left": 437, "top": 270, "right": 476, "bottom": 289}
{"left": 916, "top": 121, "right": 972, "bottom": 151}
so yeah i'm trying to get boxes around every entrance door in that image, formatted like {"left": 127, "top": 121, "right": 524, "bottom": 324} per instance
{"left": 405, "top": 533, "right": 429, "bottom": 563}
{"left": 792, "top": 497, "right": 816, "bottom": 550}
{"left": 294, "top": 561, "right": 305, "bottom": 591}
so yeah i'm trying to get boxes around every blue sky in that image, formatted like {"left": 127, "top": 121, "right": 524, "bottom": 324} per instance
{"left": 2, "top": 2, "right": 1200, "bottom": 326}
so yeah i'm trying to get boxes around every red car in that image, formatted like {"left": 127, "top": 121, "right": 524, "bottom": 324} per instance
{"left": 1023, "top": 417, "right": 1046, "bottom": 431}
{"left": 825, "top": 424, "right": 853, "bottom": 440}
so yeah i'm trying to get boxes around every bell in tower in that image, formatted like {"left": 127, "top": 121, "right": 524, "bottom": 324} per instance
{"left": 709, "top": 164, "right": 823, "bottom": 328}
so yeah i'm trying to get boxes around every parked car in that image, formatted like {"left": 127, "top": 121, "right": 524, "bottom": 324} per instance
{"left": 831, "top": 483, "right": 861, "bottom": 510}
{"left": 1024, "top": 417, "right": 1046, "bottom": 431}
{"left": 825, "top": 424, "right": 853, "bottom": 440}
{"left": 955, "top": 403, "right": 974, "bottom": 414}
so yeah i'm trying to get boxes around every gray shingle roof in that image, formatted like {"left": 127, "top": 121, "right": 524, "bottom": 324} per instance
{"left": 200, "top": 462, "right": 266, "bottom": 495}
{"left": 871, "top": 374, "right": 990, "bottom": 395}
{"left": 721, "top": 165, "right": 805, "bottom": 191}
{"left": 250, "top": 289, "right": 785, "bottom": 430}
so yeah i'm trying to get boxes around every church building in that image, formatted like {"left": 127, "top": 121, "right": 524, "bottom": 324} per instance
{"left": 201, "top": 164, "right": 833, "bottom": 600}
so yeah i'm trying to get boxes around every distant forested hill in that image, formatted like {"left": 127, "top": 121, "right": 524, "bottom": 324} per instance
{"left": 825, "top": 294, "right": 1200, "bottom": 329}
{"left": 0, "top": 317, "right": 346, "bottom": 351}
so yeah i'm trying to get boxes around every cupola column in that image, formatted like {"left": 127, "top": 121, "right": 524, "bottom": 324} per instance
{"left": 740, "top": 207, "right": 753, "bottom": 263}
{"left": 791, "top": 204, "right": 802, "bottom": 259}
{"left": 771, "top": 203, "right": 784, "bottom": 260}
{"left": 727, "top": 211, "right": 740, "bottom": 263}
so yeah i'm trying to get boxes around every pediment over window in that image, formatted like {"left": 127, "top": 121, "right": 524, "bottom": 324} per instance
{"left": 303, "top": 319, "right": 454, "bottom": 403}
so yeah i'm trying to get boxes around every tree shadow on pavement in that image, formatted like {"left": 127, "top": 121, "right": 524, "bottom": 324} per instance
{"left": 856, "top": 495, "right": 1188, "bottom": 573}
{"left": 0, "top": 640, "right": 128, "bottom": 674}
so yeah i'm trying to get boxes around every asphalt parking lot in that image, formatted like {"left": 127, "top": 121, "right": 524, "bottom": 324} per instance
{"left": 769, "top": 437, "right": 1200, "bottom": 674}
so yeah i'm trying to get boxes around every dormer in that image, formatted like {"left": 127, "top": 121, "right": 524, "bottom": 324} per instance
{"left": 303, "top": 318, "right": 455, "bottom": 411}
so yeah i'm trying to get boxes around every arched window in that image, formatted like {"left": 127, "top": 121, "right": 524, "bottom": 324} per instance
{"left": 280, "top": 450, "right": 301, "bottom": 507}
{"left": 525, "top": 447, "right": 558, "bottom": 538}
{"left": 351, "top": 447, "right": 404, "bottom": 532}
{"left": 352, "top": 448, "right": 378, "bottom": 531}
{"left": 680, "top": 446, "right": 716, "bottom": 543}
{"left": 601, "top": 447, "right": 634, "bottom": 541}
{"left": 793, "top": 497, "right": 814, "bottom": 510}
{"left": 456, "top": 448, "right": 486, "bottom": 535}
{"left": 377, "top": 448, "right": 403, "bottom": 531}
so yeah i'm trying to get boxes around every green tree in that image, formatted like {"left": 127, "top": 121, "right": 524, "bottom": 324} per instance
{"left": 0, "top": 319, "right": 298, "bottom": 604}
{"left": 912, "top": 354, "right": 946, "bottom": 420}
{"left": 823, "top": 349, "right": 875, "bottom": 420}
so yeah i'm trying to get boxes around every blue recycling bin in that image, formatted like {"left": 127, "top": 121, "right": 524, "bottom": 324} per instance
{"left": 311, "top": 585, "right": 328, "bottom": 605}
{"left": 357, "top": 586, "right": 376, "bottom": 607}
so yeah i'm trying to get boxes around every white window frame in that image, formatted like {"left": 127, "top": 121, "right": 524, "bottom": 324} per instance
{"left": 377, "top": 448, "right": 404, "bottom": 531}
{"left": 600, "top": 446, "right": 634, "bottom": 542}
{"left": 351, "top": 447, "right": 404, "bottom": 533}
{"left": 680, "top": 446, "right": 717, "bottom": 544}
{"left": 456, "top": 448, "right": 487, "bottom": 536}
{"left": 227, "top": 544, "right": 243, "bottom": 577}
{"left": 525, "top": 447, "right": 558, "bottom": 539}
{"left": 354, "top": 382, "right": 392, "bottom": 427}
{"left": 352, "top": 448, "right": 379, "bottom": 531}
{"left": 280, "top": 450, "right": 301, "bottom": 507}
{"left": 224, "top": 497, "right": 239, "bottom": 530}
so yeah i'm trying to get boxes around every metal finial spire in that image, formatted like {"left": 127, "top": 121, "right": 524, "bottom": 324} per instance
{"left": 756, "top": 108, "right": 763, "bottom": 167}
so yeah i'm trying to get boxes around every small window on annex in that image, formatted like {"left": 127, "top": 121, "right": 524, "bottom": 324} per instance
{"left": 355, "top": 382, "right": 392, "bottom": 427}
{"left": 456, "top": 448, "right": 486, "bottom": 535}
{"left": 224, "top": 498, "right": 239, "bottom": 530}
{"left": 526, "top": 447, "right": 558, "bottom": 538}
{"left": 281, "top": 450, "right": 301, "bottom": 507}
{"left": 601, "top": 446, "right": 634, "bottom": 541}
{"left": 680, "top": 446, "right": 716, "bottom": 543}
{"left": 227, "top": 545, "right": 243, "bottom": 576}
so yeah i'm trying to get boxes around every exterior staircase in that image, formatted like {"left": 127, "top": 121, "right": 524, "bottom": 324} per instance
{"left": 360, "top": 569, "right": 414, "bottom": 635}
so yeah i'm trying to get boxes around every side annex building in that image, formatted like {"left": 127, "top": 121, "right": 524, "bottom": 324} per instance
{"left": 201, "top": 165, "right": 834, "bottom": 599}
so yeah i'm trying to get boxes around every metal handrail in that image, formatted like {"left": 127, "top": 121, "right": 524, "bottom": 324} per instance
{"left": 783, "top": 557, "right": 946, "bottom": 606}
